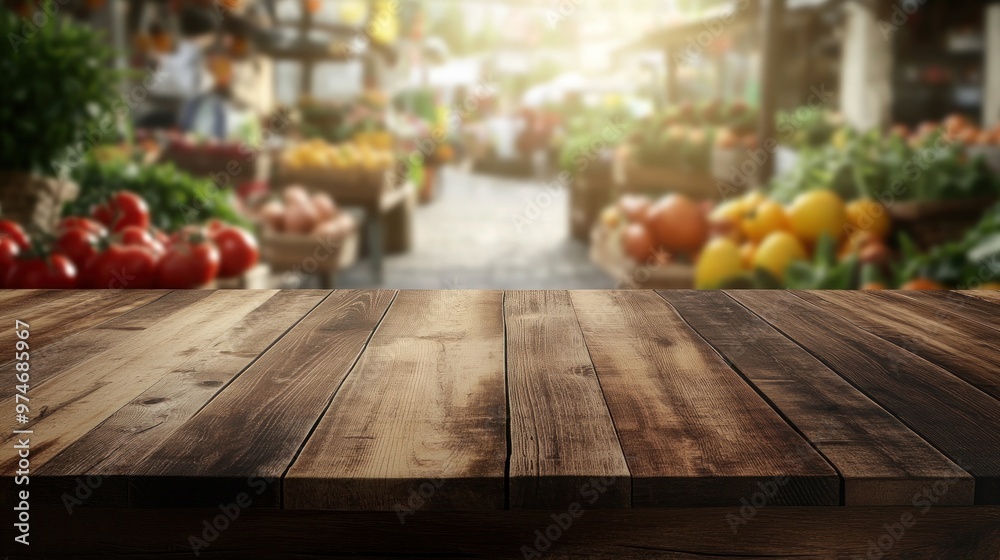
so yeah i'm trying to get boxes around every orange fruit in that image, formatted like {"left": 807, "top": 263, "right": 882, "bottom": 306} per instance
{"left": 846, "top": 199, "right": 891, "bottom": 240}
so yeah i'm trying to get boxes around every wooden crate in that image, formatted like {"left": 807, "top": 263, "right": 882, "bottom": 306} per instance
{"left": 887, "top": 196, "right": 996, "bottom": 250}
{"left": 589, "top": 225, "right": 694, "bottom": 289}
{"left": 259, "top": 222, "right": 359, "bottom": 274}
{"left": 158, "top": 145, "right": 265, "bottom": 188}
{"left": 615, "top": 154, "right": 722, "bottom": 201}
{"left": 569, "top": 165, "right": 615, "bottom": 243}
{"left": 272, "top": 165, "right": 397, "bottom": 210}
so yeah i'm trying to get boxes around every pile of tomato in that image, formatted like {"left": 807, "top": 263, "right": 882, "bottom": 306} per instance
{"left": 1, "top": 191, "right": 259, "bottom": 289}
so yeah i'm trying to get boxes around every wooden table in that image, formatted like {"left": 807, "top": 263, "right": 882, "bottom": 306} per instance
{"left": 2, "top": 289, "right": 999, "bottom": 559}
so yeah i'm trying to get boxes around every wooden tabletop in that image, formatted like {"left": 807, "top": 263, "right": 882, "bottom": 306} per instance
{"left": 2, "top": 289, "right": 999, "bottom": 511}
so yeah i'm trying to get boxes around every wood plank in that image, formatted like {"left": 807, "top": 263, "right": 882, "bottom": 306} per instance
{"left": 0, "top": 290, "right": 166, "bottom": 358}
{"left": 26, "top": 507, "right": 1000, "bottom": 559}
{"left": 0, "top": 288, "right": 53, "bottom": 307}
{"left": 31, "top": 291, "right": 329, "bottom": 507}
{"left": 127, "top": 290, "right": 396, "bottom": 508}
{"left": 659, "top": 290, "right": 973, "bottom": 506}
{"left": 569, "top": 290, "right": 839, "bottom": 507}
{"left": 729, "top": 290, "right": 1000, "bottom": 504}
{"left": 797, "top": 290, "right": 1000, "bottom": 401}
{"left": 1, "top": 290, "right": 214, "bottom": 388}
{"left": 505, "top": 290, "right": 630, "bottom": 509}
{"left": 0, "top": 290, "right": 279, "bottom": 474}
{"left": 961, "top": 289, "right": 1000, "bottom": 305}
{"left": 284, "top": 291, "right": 507, "bottom": 511}
{"left": 0, "top": 289, "right": 55, "bottom": 316}
{"left": 893, "top": 290, "right": 1000, "bottom": 333}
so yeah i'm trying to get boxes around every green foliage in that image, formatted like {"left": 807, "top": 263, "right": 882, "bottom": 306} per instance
{"left": 895, "top": 203, "right": 1000, "bottom": 288}
{"left": 776, "top": 107, "right": 839, "bottom": 150}
{"left": 784, "top": 234, "right": 858, "bottom": 290}
{"left": 0, "top": 2, "right": 122, "bottom": 174}
{"left": 65, "top": 156, "right": 248, "bottom": 232}
{"left": 771, "top": 129, "right": 1000, "bottom": 204}
{"left": 557, "top": 111, "right": 632, "bottom": 175}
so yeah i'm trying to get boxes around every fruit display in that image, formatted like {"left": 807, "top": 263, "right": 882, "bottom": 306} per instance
{"left": 298, "top": 95, "right": 392, "bottom": 145}
{"left": 595, "top": 193, "right": 709, "bottom": 275}
{"left": 250, "top": 186, "right": 359, "bottom": 276}
{"left": 253, "top": 186, "right": 355, "bottom": 238}
{"left": 703, "top": 189, "right": 899, "bottom": 288}
{"left": 280, "top": 139, "right": 395, "bottom": 174}
{"left": 628, "top": 100, "right": 758, "bottom": 174}
{"left": 1, "top": 192, "right": 258, "bottom": 289}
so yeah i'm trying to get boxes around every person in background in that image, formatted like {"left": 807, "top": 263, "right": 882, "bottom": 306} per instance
{"left": 137, "top": 6, "right": 218, "bottom": 129}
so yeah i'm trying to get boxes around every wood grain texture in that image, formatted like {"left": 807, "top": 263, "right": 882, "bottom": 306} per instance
{"left": 128, "top": 290, "right": 396, "bottom": 508}
{"left": 797, "top": 290, "right": 1000, "bottom": 400}
{"left": 569, "top": 290, "right": 839, "bottom": 507}
{"left": 960, "top": 290, "right": 1000, "bottom": 305}
{"left": 23, "top": 507, "right": 1000, "bottom": 559}
{"left": 0, "top": 290, "right": 166, "bottom": 371}
{"left": 3, "top": 290, "right": 213, "bottom": 389}
{"left": 284, "top": 291, "right": 507, "bottom": 511}
{"left": 893, "top": 290, "right": 1000, "bottom": 333}
{"left": 730, "top": 290, "right": 1000, "bottom": 504}
{"left": 659, "top": 290, "right": 973, "bottom": 506}
{"left": 0, "top": 290, "right": 277, "bottom": 474}
{"left": 0, "top": 288, "right": 52, "bottom": 307}
{"left": 31, "top": 291, "right": 329, "bottom": 507}
{"left": 506, "top": 290, "right": 630, "bottom": 509}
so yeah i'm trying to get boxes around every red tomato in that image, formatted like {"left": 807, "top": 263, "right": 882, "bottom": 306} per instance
{"left": 118, "top": 226, "right": 165, "bottom": 258}
{"left": 81, "top": 245, "right": 158, "bottom": 289}
{"left": 0, "top": 219, "right": 30, "bottom": 250}
{"left": 211, "top": 225, "right": 258, "bottom": 278}
{"left": 59, "top": 216, "right": 108, "bottom": 238}
{"left": 0, "top": 237, "right": 20, "bottom": 287}
{"left": 152, "top": 228, "right": 171, "bottom": 247}
{"left": 157, "top": 234, "right": 220, "bottom": 288}
{"left": 92, "top": 191, "right": 151, "bottom": 233}
{"left": 54, "top": 228, "right": 101, "bottom": 270}
{"left": 5, "top": 255, "right": 77, "bottom": 289}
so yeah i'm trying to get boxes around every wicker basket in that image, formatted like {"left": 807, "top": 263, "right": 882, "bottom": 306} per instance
{"left": 887, "top": 196, "right": 996, "bottom": 250}
{"left": 0, "top": 171, "right": 78, "bottom": 234}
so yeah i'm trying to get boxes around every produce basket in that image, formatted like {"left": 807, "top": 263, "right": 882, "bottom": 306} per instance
{"left": 589, "top": 224, "right": 694, "bottom": 289}
{"left": 158, "top": 144, "right": 264, "bottom": 188}
{"left": 615, "top": 153, "right": 722, "bottom": 201}
{"left": 887, "top": 196, "right": 996, "bottom": 250}
{"left": 0, "top": 172, "right": 78, "bottom": 234}
{"left": 259, "top": 221, "right": 359, "bottom": 275}
{"left": 274, "top": 166, "right": 361, "bottom": 190}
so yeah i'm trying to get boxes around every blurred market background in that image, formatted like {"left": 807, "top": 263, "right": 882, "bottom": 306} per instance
{"left": 2, "top": 0, "right": 1000, "bottom": 290}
